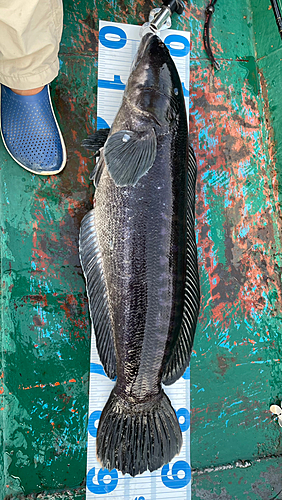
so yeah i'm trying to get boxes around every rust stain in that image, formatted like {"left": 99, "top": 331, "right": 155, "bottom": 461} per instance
{"left": 19, "top": 378, "right": 80, "bottom": 391}
{"left": 259, "top": 69, "right": 280, "bottom": 209}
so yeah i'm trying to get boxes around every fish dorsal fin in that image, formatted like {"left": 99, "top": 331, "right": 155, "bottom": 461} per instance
{"left": 89, "top": 155, "right": 105, "bottom": 187}
{"left": 79, "top": 209, "right": 117, "bottom": 379}
{"left": 104, "top": 129, "right": 157, "bottom": 187}
{"left": 82, "top": 128, "right": 110, "bottom": 154}
{"left": 162, "top": 145, "right": 200, "bottom": 386}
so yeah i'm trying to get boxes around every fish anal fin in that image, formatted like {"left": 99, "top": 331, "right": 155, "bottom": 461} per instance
{"left": 104, "top": 129, "right": 157, "bottom": 187}
{"left": 79, "top": 209, "right": 116, "bottom": 379}
{"left": 162, "top": 144, "right": 200, "bottom": 386}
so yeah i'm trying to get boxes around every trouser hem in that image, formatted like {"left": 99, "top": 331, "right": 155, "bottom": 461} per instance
{"left": 0, "top": 58, "right": 59, "bottom": 90}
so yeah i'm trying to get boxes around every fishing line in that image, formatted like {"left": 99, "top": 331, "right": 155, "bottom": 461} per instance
{"left": 204, "top": 0, "right": 282, "bottom": 70}
{"left": 270, "top": 0, "right": 282, "bottom": 39}
{"left": 203, "top": 0, "right": 220, "bottom": 70}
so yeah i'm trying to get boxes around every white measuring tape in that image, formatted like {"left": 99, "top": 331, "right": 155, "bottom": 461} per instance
{"left": 86, "top": 21, "right": 191, "bottom": 500}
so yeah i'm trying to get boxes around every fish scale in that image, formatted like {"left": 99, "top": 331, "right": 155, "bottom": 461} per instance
{"left": 96, "top": 160, "right": 173, "bottom": 389}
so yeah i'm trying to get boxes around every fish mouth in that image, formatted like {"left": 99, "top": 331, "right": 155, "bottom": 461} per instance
{"left": 138, "top": 32, "right": 158, "bottom": 54}
{"left": 135, "top": 33, "right": 169, "bottom": 66}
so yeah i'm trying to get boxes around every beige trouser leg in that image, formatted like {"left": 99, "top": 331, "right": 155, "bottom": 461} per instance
{"left": 0, "top": 0, "right": 63, "bottom": 90}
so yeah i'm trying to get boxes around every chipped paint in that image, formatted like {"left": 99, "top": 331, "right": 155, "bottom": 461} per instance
{"left": 192, "top": 456, "right": 282, "bottom": 499}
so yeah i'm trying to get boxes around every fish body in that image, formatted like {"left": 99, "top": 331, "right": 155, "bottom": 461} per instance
{"left": 80, "top": 33, "right": 200, "bottom": 477}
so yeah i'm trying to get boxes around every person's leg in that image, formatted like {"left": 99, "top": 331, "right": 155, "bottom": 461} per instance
{"left": 0, "top": 0, "right": 63, "bottom": 90}
{"left": 11, "top": 87, "right": 45, "bottom": 95}
{"left": 0, "top": 0, "right": 66, "bottom": 175}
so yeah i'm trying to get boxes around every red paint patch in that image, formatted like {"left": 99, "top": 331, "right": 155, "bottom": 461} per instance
{"left": 191, "top": 64, "right": 282, "bottom": 351}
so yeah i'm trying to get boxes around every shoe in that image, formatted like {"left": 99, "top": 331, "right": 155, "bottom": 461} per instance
{"left": 0, "top": 84, "right": 67, "bottom": 175}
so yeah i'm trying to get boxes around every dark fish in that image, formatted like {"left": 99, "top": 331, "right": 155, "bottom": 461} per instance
{"left": 79, "top": 32, "right": 200, "bottom": 477}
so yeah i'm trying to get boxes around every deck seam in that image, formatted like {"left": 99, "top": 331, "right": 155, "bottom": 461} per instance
{"left": 192, "top": 453, "right": 282, "bottom": 476}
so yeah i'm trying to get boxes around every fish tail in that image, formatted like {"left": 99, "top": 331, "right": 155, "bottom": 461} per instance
{"left": 96, "top": 387, "right": 182, "bottom": 477}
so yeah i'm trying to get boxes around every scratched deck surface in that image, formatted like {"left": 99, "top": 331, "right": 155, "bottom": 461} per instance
{"left": 0, "top": 0, "right": 282, "bottom": 498}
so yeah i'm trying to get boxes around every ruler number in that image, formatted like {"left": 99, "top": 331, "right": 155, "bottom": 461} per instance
{"left": 99, "top": 26, "right": 127, "bottom": 50}
{"left": 176, "top": 407, "right": 190, "bottom": 432}
{"left": 87, "top": 467, "right": 118, "bottom": 494}
{"left": 88, "top": 410, "right": 101, "bottom": 438}
{"left": 161, "top": 460, "right": 191, "bottom": 489}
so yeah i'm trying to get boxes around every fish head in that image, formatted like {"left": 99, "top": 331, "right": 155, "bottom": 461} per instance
{"left": 125, "top": 33, "right": 183, "bottom": 128}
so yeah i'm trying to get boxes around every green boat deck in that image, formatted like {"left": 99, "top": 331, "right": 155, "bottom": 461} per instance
{"left": 1, "top": 0, "right": 282, "bottom": 498}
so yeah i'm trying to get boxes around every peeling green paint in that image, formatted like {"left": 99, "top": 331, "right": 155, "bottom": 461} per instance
{"left": 238, "top": 56, "right": 260, "bottom": 95}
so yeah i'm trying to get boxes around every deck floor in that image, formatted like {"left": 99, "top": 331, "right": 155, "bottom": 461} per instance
{"left": 1, "top": 0, "right": 282, "bottom": 498}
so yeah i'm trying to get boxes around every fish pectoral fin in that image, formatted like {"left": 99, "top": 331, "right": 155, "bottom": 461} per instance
{"left": 104, "top": 129, "right": 157, "bottom": 187}
{"left": 89, "top": 155, "right": 105, "bottom": 187}
{"left": 162, "top": 145, "right": 200, "bottom": 386}
{"left": 82, "top": 128, "right": 110, "bottom": 154}
{"left": 79, "top": 209, "right": 117, "bottom": 379}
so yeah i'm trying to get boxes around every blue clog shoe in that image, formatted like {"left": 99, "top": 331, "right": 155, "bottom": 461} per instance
{"left": 0, "top": 84, "right": 67, "bottom": 175}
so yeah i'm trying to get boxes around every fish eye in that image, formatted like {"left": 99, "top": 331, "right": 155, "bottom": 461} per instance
{"left": 174, "top": 88, "right": 179, "bottom": 96}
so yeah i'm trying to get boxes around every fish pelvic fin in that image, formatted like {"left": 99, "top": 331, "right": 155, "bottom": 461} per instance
{"left": 104, "top": 129, "right": 157, "bottom": 187}
{"left": 79, "top": 209, "right": 117, "bottom": 379}
{"left": 89, "top": 155, "right": 105, "bottom": 187}
{"left": 96, "top": 388, "right": 182, "bottom": 477}
{"left": 82, "top": 128, "right": 110, "bottom": 154}
{"left": 162, "top": 145, "right": 200, "bottom": 386}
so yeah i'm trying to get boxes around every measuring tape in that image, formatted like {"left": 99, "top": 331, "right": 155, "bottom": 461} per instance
{"left": 86, "top": 21, "right": 191, "bottom": 500}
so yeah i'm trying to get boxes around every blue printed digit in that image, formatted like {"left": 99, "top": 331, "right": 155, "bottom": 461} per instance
{"left": 99, "top": 26, "right": 127, "bottom": 49}
{"left": 161, "top": 460, "right": 191, "bottom": 489}
{"left": 88, "top": 410, "right": 101, "bottom": 438}
{"left": 90, "top": 363, "right": 107, "bottom": 377}
{"left": 98, "top": 75, "right": 126, "bottom": 91}
{"left": 182, "top": 367, "right": 190, "bottom": 379}
{"left": 97, "top": 117, "right": 110, "bottom": 131}
{"left": 87, "top": 467, "right": 118, "bottom": 494}
{"left": 176, "top": 408, "right": 190, "bottom": 432}
{"left": 164, "top": 34, "right": 190, "bottom": 57}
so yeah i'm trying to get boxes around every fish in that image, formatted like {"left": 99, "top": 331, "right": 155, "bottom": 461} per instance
{"left": 79, "top": 32, "right": 200, "bottom": 477}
